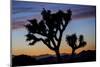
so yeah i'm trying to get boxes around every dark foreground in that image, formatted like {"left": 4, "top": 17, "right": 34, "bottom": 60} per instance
{"left": 12, "top": 50, "right": 96, "bottom": 67}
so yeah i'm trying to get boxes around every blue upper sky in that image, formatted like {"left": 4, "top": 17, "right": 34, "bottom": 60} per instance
{"left": 12, "top": 1, "right": 96, "bottom": 29}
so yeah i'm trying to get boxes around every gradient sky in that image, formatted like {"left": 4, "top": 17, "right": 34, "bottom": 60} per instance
{"left": 12, "top": 1, "right": 96, "bottom": 56}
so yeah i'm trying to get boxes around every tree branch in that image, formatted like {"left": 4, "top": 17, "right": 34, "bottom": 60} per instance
{"left": 51, "top": 38, "right": 57, "bottom": 47}
{"left": 40, "top": 38, "right": 55, "bottom": 50}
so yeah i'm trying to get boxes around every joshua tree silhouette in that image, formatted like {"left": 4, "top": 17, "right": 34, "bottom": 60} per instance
{"left": 66, "top": 34, "right": 87, "bottom": 55}
{"left": 25, "top": 8, "right": 72, "bottom": 62}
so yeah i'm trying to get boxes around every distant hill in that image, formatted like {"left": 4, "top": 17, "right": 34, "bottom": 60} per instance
{"left": 77, "top": 50, "right": 96, "bottom": 62}
{"left": 34, "top": 54, "right": 54, "bottom": 59}
{"left": 12, "top": 50, "right": 96, "bottom": 66}
{"left": 12, "top": 54, "right": 40, "bottom": 66}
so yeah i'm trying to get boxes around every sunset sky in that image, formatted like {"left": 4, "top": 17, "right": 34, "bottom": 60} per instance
{"left": 12, "top": 1, "right": 96, "bottom": 56}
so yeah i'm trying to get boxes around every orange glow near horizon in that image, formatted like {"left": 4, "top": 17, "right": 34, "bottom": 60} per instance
{"left": 12, "top": 41, "right": 96, "bottom": 56}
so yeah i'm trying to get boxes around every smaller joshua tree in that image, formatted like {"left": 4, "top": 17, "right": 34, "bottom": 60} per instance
{"left": 66, "top": 34, "right": 87, "bottom": 55}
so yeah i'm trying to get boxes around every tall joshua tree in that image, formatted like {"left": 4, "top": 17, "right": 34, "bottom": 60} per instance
{"left": 66, "top": 34, "right": 87, "bottom": 55}
{"left": 25, "top": 8, "right": 72, "bottom": 62}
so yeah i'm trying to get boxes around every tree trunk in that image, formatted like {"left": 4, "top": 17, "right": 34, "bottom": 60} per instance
{"left": 55, "top": 50, "right": 61, "bottom": 62}
{"left": 72, "top": 49, "right": 75, "bottom": 55}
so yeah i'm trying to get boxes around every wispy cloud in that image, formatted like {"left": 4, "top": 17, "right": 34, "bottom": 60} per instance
{"left": 12, "top": 21, "right": 26, "bottom": 29}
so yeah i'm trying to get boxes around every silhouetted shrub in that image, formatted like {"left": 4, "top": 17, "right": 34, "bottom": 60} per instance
{"left": 66, "top": 34, "right": 87, "bottom": 55}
